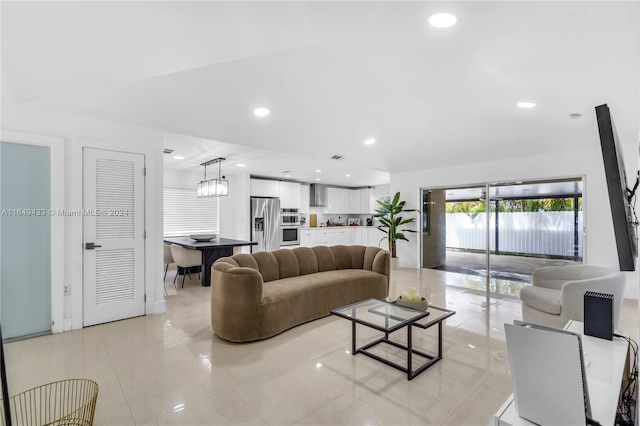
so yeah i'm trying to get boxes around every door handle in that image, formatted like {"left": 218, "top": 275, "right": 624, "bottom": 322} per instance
{"left": 85, "top": 242, "right": 102, "bottom": 250}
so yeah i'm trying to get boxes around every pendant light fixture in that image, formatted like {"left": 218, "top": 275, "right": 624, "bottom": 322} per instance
{"left": 197, "top": 157, "right": 228, "bottom": 197}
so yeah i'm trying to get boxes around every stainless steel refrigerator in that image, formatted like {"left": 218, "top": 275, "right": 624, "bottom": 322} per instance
{"left": 250, "top": 197, "right": 280, "bottom": 252}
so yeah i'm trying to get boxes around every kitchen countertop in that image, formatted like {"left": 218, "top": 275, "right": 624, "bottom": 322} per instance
{"left": 300, "top": 225, "right": 376, "bottom": 230}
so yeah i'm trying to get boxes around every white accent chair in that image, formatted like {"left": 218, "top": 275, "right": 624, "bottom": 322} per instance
{"left": 520, "top": 265, "right": 626, "bottom": 328}
{"left": 170, "top": 244, "right": 203, "bottom": 288}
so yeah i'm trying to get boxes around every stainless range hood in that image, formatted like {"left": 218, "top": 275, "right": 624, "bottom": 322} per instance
{"left": 310, "top": 184, "right": 327, "bottom": 206}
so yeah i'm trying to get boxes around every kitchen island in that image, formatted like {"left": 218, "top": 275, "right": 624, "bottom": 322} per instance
{"left": 164, "top": 236, "right": 256, "bottom": 286}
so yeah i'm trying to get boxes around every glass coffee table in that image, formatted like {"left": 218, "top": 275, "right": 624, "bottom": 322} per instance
{"left": 331, "top": 298, "right": 456, "bottom": 380}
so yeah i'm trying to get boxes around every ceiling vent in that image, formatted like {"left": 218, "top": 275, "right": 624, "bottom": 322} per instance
{"left": 330, "top": 155, "right": 344, "bottom": 160}
{"left": 163, "top": 149, "right": 174, "bottom": 154}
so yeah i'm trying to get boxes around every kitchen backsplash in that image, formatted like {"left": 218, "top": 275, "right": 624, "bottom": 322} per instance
{"left": 300, "top": 212, "right": 376, "bottom": 228}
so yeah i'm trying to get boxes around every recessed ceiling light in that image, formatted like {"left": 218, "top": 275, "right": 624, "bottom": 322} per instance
{"left": 345, "top": 174, "right": 351, "bottom": 177}
{"left": 315, "top": 178, "right": 321, "bottom": 181}
{"left": 364, "top": 138, "right": 376, "bottom": 145}
{"left": 428, "top": 13, "right": 457, "bottom": 28}
{"left": 173, "top": 156, "right": 184, "bottom": 160}
{"left": 254, "top": 107, "right": 270, "bottom": 117}
{"left": 285, "top": 174, "right": 291, "bottom": 178}
{"left": 236, "top": 163, "right": 246, "bottom": 167}
{"left": 517, "top": 102, "right": 536, "bottom": 108}
{"left": 315, "top": 169, "right": 322, "bottom": 173}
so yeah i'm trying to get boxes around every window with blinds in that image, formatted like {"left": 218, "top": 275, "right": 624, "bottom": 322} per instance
{"left": 164, "top": 187, "right": 219, "bottom": 236}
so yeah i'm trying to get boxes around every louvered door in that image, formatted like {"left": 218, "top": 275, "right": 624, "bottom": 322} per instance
{"left": 83, "top": 148, "right": 145, "bottom": 326}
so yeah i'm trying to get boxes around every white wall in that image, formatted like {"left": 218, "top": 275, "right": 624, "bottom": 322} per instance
{"left": 2, "top": 97, "right": 165, "bottom": 331}
{"left": 219, "top": 173, "right": 251, "bottom": 251}
{"left": 164, "top": 168, "right": 201, "bottom": 189}
{"left": 392, "top": 142, "right": 639, "bottom": 300}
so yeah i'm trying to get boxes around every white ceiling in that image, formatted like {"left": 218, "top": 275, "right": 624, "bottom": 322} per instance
{"left": 2, "top": 1, "right": 639, "bottom": 187}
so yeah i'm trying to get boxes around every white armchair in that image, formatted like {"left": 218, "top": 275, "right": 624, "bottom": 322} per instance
{"left": 520, "top": 265, "right": 626, "bottom": 328}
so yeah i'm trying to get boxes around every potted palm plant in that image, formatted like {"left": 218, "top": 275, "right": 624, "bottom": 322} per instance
{"left": 374, "top": 192, "right": 417, "bottom": 267}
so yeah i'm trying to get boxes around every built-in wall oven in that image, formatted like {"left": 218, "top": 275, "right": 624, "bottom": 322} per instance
{"left": 280, "top": 226, "right": 300, "bottom": 246}
{"left": 280, "top": 208, "right": 301, "bottom": 226}
{"left": 279, "top": 208, "right": 301, "bottom": 246}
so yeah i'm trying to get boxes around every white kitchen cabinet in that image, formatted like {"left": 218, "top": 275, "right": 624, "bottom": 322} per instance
{"left": 300, "top": 229, "right": 315, "bottom": 247}
{"left": 300, "top": 184, "right": 310, "bottom": 213}
{"left": 301, "top": 228, "right": 352, "bottom": 246}
{"left": 324, "top": 188, "right": 340, "bottom": 213}
{"left": 250, "top": 179, "right": 279, "bottom": 198}
{"left": 359, "top": 188, "right": 375, "bottom": 214}
{"left": 314, "top": 229, "right": 333, "bottom": 246}
{"left": 351, "top": 226, "right": 362, "bottom": 246}
{"left": 279, "top": 181, "right": 301, "bottom": 209}
{"left": 325, "top": 187, "right": 376, "bottom": 214}
{"left": 349, "top": 190, "right": 360, "bottom": 214}
{"left": 367, "top": 227, "right": 383, "bottom": 248}
{"left": 327, "top": 187, "right": 353, "bottom": 214}
{"left": 335, "top": 228, "right": 350, "bottom": 245}
{"left": 337, "top": 188, "right": 351, "bottom": 213}
{"left": 350, "top": 227, "right": 382, "bottom": 246}
{"left": 350, "top": 227, "right": 360, "bottom": 245}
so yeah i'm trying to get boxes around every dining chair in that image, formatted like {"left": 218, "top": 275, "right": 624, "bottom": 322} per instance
{"left": 163, "top": 244, "right": 176, "bottom": 295}
{"left": 170, "top": 244, "right": 203, "bottom": 288}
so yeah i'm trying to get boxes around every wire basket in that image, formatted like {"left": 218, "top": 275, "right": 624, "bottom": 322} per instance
{"left": 0, "top": 378, "right": 98, "bottom": 426}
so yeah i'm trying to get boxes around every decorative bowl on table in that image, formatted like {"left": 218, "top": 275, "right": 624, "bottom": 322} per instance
{"left": 189, "top": 233, "right": 217, "bottom": 242}
{"left": 396, "top": 296, "right": 428, "bottom": 311}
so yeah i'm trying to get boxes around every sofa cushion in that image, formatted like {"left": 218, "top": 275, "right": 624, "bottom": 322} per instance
{"left": 261, "top": 270, "right": 388, "bottom": 315}
{"left": 292, "top": 247, "right": 319, "bottom": 275}
{"left": 364, "top": 246, "right": 381, "bottom": 271}
{"left": 520, "top": 285, "right": 561, "bottom": 315}
{"left": 252, "top": 251, "right": 280, "bottom": 283}
{"left": 272, "top": 249, "right": 300, "bottom": 279}
{"left": 349, "top": 245, "right": 366, "bottom": 269}
{"left": 312, "top": 246, "right": 337, "bottom": 272}
{"left": 230, "top": 253, "right": 257, "bottom": 269}
{"left": 331, "top": 245, "right": 353, "bottom": 270}
{"left": 215, "top": 256, "right": 239, "bottom": 268}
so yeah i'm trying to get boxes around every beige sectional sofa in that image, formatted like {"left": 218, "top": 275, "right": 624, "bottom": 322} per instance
{"left": 211, "top": 245, "right": 390, "bottom": 342}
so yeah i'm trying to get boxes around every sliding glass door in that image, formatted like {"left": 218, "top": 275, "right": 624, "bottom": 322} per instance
{"left": 423, "top": 177, "right": 583, "bottom": 298}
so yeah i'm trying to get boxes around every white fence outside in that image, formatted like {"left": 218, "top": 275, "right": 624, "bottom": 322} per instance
{"left": 446, "top": 211, "right": 583, "bottom": 258}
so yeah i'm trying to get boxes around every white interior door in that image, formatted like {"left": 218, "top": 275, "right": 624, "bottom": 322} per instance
{"left": 83, "top": 148, "right": 145, "bottom": 326}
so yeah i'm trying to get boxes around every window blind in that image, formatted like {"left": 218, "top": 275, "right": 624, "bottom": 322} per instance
{"left": 164, "top": 187, "right": 219, "bottom": 236}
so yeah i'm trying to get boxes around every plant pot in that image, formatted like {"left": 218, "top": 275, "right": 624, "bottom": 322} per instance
{"left": 390, "top": 257, "right": 400, "bottom": 270}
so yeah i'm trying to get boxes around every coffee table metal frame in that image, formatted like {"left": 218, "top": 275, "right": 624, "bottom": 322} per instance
{"left": 331, "top": 298, "right": 456, "bottom": 380}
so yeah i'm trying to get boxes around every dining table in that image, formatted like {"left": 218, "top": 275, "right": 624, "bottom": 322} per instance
{"left": 164, "top": 236, "right": 256, "bottom": 287}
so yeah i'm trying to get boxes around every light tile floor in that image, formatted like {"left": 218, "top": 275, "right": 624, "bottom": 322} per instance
{"left": 3, "top": 267, "right": 637, "bottom": 425}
